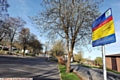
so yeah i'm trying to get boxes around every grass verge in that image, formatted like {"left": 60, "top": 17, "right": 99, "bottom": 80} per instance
{"left": 107, "top": 68, "right": 120, "bottom": 74}
{"left": 58, "top": 65, "right": 80, "bottom": 80}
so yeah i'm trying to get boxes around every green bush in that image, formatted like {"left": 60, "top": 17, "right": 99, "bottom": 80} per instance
{"left": 0, "top": 50, "right": 4, "bottom": 54}
{"left": 26, "top": 53, "right": 35, "bottom": 56}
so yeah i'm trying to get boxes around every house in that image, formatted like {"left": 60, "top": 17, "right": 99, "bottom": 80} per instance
{"left": 21, "top": 49, "right": 29, "bottom": 54}
{"left": 83, "top": 59, "right": 95, "bottom": 66}
{"left": 106, "top": 53, "right": 120, "bottom": 72}
{"left": 64, "top": 54, "right": 73, "bottom": 62}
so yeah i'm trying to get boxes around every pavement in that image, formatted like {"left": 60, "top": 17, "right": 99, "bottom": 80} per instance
{"left": 0, "top": 55, "right": 60, "bottom": 80}
{"left": 71, "top": 63, "right": 120, "bottom": 80}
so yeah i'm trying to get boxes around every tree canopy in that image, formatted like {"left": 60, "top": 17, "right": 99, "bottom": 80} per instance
{"left": 30, "top": 0, "right": 103, "bottom": 73}
{"left": 95, "top": 57, "right": 103, "bottom": 66}
{"left": 19, "top": 27, "right": 30, "bottom": 56}
{"left": 74, "top": 50, "right": 84, "bottom": 63}
{"left": 50, "top": 40, "right": 65, "bottom": 57}
{"left": 28, "top": 34, "right": 43, "bottom": 54}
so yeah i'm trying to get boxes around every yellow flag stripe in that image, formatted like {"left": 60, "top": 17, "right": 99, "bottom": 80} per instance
{"left": 92, "top": 20, "right": 115, "bottom": 41}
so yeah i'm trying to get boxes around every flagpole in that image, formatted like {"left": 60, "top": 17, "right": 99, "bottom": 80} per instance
{"left": 102, "top": 45, "right": 107, "bottom": 80}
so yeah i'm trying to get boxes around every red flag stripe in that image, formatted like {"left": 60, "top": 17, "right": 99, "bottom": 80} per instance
{"left": 92, "top": 16, "right": 113, "bottom": 32}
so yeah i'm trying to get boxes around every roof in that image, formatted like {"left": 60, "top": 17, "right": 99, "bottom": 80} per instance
{"left": 106, "top": 53, "right": 120, "bottom": 57}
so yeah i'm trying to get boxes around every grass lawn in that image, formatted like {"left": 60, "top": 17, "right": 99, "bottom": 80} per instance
{"left": 58, "top": 65, "right": 80, "bottom": 80}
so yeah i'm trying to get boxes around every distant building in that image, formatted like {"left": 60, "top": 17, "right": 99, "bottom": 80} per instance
{"left": 83, "top": 59, "right": 95, "bottom": 66}
{"left": 21, "top": 49, "right": 29, "bottom": 54}
{"left": 106, "top": 53, "right": 120, "bottom": 72}
{"left": 64, "top": 54, "right": 73, "bottom": 62}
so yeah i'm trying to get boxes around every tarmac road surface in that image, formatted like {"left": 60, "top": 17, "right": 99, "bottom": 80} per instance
{"left": 0, "top": 55, "right": 60, "bottom": 80}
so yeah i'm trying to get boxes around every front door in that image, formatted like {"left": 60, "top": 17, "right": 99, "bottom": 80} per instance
{"left": 111, "top": 57, "right": 117, "bottom": 71}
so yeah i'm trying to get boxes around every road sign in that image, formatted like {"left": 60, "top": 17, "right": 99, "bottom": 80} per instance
{"left": 92, "top": 8, "right": 116, "bottom": 47}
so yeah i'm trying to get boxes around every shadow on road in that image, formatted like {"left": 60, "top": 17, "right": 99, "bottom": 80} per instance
{"left": 0, "top": 55, "right": 60, "bottom": 80}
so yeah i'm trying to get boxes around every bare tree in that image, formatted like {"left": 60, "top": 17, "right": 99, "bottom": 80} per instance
{"left": 30, "top": 0, "right": 102, "bottom": 73}
{"left": 0, "top": 27, "right": 6, "bottom": 42}
{"left": 19, "top": 28, "right": 30, "bottom": 56}
{"left": 51, "top": 40, "right": 65, "bottom": 57}
{"left": 0, "top": 20, "right": 9, "bottom": 42}
{"left": 4, "top": 17, "right": 26, "bottom": 53}
{"left": 74, "top": 50, "right": 84, "bottom": 64}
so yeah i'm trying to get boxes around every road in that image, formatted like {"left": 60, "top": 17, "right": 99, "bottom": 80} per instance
{"left": 0, "top": 55, "right": 60, "bottom": 80}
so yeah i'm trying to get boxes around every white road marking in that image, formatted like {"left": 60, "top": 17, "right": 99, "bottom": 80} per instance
{"left": 9, "top": 68, "right": 41, "bottom": 75}
{"left": 9, "top": 67, "right": 59, "bottom": 78}
{"left": 23, "top": 65, "right": 51, "bottom": 70}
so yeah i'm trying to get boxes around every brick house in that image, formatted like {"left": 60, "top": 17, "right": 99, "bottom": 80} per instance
{"left": 106, "top": 53, "right": 120, "bottom": 72}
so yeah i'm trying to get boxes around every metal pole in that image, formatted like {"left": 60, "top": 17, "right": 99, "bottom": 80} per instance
{"left": 102, "top": 45, "right": 107, "bottom": 80}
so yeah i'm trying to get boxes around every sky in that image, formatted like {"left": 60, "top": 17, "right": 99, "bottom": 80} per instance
{"left": 6, "top": 0, "right": 120, "bottom": 60}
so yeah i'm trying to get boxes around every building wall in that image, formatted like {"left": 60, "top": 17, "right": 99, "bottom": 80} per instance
{"left": 106, "top": 57, "right": 112, "bottom": 69}
{"left": 106, "top": 56, "right": 120, "bottom": 72}
{"left": 116, "top": 57, "right": 120, "bottom": 72}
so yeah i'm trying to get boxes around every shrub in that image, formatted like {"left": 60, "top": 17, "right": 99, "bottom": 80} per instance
{"left": 26, "top": 53, "right": 35, "bottom": 57}
{"left": 57, "top": 57, "right": 66, "bottom": 65}
{"left": 0, "top": 50, "right": 4, "bottom": 54}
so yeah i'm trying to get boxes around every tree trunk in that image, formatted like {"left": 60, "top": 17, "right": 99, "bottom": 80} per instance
{"left": 23, "top": 49, "right": 25, "bottom": 57}
{"left": 10, "top": 41, "right": 12, "bottom": 53}
{"left": 66, "top": 38, "right": 75, "bottom": 73}
{"left": 23, "top": 44, "right": 26, "bottom": 57}
{"left": 66, "top": 53, "right": 71, "bottom": 73}
{"left": 66, "top": 34, "right": 71, "bottom": 73}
